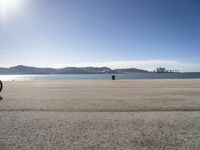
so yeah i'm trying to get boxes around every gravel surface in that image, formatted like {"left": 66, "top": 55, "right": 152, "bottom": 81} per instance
{"left": 0, "top": 79, "right": 200, "bottom": 149}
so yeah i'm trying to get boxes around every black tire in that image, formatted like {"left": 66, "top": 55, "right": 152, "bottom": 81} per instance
{"left": 0, "top": 80, "right": 2, "bottom": 92}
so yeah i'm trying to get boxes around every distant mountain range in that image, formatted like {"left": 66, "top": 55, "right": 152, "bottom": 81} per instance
{"left": 0, "top": 65, "right": 148, "bottom": 75}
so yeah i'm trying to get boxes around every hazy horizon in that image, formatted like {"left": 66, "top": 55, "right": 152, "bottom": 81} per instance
{"left": 0, "top": 60, "right": 200, "bottom": 73}
{"left": 1, "top": 0, "right": 200, "bottom": 72}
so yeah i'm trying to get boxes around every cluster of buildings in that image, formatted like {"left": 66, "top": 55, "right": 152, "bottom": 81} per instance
{"left": 154, "top": 67, "right": 179, "bottom": 73}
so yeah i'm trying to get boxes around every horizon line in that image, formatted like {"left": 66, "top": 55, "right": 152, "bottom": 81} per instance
{"left": 1, "top": 60, "right": 200, "bottom": 72}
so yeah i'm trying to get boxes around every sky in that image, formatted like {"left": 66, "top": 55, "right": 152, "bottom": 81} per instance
{"left": 0, "top": 0, "right": 200, "bottom": 71}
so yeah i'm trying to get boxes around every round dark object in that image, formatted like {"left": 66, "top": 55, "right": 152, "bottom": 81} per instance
{"left": 0, "top": 80, "right": 3, "bottom": 92}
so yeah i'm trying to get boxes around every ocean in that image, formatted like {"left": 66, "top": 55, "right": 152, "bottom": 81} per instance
{"left": 1, "top": 73, "right": 200, "bottom": 81}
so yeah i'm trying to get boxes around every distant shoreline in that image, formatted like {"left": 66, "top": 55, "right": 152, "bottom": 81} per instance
{"left": 0, "top": 72, "right": 181, "bottom": 75}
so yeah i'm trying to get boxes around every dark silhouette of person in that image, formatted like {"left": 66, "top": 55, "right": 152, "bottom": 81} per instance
{"left": 0, "top": 80, "right": 3, "bottom": 101}
{"left": 0, "top": 80, "right": 2, "bottom": 92}
{"left": 112, "top": 75, "right": 116, "bottom": 80}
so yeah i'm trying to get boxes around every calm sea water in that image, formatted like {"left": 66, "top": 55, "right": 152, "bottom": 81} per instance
{"left": 1, "top": 73, "right": 200, "bottom": 81}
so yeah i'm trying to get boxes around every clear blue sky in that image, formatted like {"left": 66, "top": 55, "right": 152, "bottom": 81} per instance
{"left": 0, "top": 0, "right": 200, "bottom": 71}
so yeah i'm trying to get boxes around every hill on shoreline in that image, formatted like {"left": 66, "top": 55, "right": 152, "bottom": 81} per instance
{"left": 0, "top": 65, "right": 148, "bottom": 75}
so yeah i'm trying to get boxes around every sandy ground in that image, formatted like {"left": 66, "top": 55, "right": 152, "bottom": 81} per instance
{"left": 0, "top": 79, "right": 200, "bottom": 149}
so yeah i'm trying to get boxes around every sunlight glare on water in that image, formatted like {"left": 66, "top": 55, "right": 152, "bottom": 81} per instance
{"left": 0, "top": 75, "right": 35, "bottom": 81}
{"left": 1, "top": 73, "right": 200, "bottom": 81}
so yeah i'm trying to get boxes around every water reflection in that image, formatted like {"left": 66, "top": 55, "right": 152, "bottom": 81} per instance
{"left": 0, "top": 73, "right": 200, "bottom": 81}
{"left": 0, "top": 75, "right": 37, "bottom": 81}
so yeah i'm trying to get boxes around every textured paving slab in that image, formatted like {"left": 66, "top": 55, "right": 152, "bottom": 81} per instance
{"left": 0, "top": 112, "right": 200, "bottom": 150}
